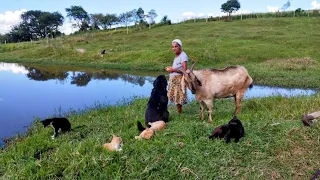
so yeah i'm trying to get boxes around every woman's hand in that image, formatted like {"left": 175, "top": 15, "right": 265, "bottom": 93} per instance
{"left": 165, "top": 66, "right": 174, "bottom": 73}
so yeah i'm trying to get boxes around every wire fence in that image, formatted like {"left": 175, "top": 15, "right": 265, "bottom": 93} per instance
{"left": 182, "top": 9, "right": 320, "bottom": 23}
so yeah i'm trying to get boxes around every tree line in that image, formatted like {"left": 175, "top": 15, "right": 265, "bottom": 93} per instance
{"left": 0, "top": 6, "right": 171, "bottom": 43}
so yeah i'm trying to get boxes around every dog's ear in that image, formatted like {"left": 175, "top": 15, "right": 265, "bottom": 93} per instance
{"left": 153, "top": 79, "right": 158, "bottom": 88}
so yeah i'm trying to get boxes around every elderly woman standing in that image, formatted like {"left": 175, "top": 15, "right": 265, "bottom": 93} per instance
{"left": 165, "top": 39, "right": 188, "bottom": 114}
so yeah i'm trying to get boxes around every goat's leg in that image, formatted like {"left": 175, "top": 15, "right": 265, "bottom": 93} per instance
{"left": 234, "top": 93, "right": 244, "bottom": 115}
{"left": 204, "top": 99, "right": 213, "bottom": 123}
{"left": 199, "top": 101, "right": 205, "bottom": 120}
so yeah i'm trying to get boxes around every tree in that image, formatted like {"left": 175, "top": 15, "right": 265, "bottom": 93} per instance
{"left": 135, "top": 7, "right": 145, "bottom": 30}
{"left": 90, "top": 13, "right": 104, "bottom": 30}
{"left": 221, "top": 0, "right": 241, "bottom": 20}
{"left": 119, "top": 11, "right": 133, "bottom": 34}
{"left": 101, "top": 14, "right": 118, "bottom": 30}
{"left": 7, "top": 10, "right": 63, "bottom": 42}
{"left": 8, "top": 23, "right": 32, "bottom": 42}
{"left": 65, "top": 6, "right": 89, "bottom": 31}
{"left": 281, "top": 0, "right": 291, "bottom": 11}
{"left": 161, "top": 15, "right": 171, "bottom": 25}
{"left": 146, "top": 9, "right": 158, "bottom": 29}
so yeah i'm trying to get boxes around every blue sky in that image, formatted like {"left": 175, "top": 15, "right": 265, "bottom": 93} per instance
{"left": 1, "top": 0, "right": 319, "bottom": 34}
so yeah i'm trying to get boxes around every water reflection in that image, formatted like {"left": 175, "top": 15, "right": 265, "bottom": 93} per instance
{"left": 0, "top": 62, "right": 318, "bottom": 145}
{"left": 22, "top": 65, "right": 151, "bottom": 87}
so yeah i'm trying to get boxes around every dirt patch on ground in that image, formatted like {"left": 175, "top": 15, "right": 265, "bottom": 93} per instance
{"left": 263, "top": 57, "right": 318, "bottom": 70}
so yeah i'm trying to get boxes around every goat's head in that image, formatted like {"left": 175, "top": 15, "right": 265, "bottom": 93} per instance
{"left": 181, "top": 62, "right": 202, "bottom": 94}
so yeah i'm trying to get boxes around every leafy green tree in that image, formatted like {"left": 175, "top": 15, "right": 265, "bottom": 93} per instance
{"left": 221, "top": 0, "right": 241, "bottom": 19}
{"left": 134, "top": 7, "right": 145, "bottom": 30}
{"left": 119, "top": 11, "right": 133, "bottom": 34}
{"left": 7, "top": 10, "right": 63, "bottom": 42}
{"left": 8, "top": 23, "right": 32, "bottom": 42}
{"left": 65, "top": 6, "right": 89, "bottom": 31}
{"left": 21, "top": 10, "right": 63, "bottom": 38}
{"left": 90, "top": 13, "right": 104, "bottom": 30}
{"left": 161, "top": 15, "right": 171, "bottom": 25}
{"left": 136, "top": 7, "right": 145, "bottom": 22}
{"left": 101, "top": 14, "right": 118, "bottom": 30}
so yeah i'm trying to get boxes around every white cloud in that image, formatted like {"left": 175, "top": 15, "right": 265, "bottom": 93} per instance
{"left": 311, "top": 0, "right": 320, "bottom": 9}
{"left": 0, "top": 9, "right": 27, "bottom": 34}
{"left": 0, "top": 9, "right": 77, "bottom": 35}
{"left": 0, "top": 62, "right": 28, "bottom": 74}
{"left": 267, "top": 5, "right": 280, "bottom": 12}
{"left": 58, "top": 21, "right": 79, "bottom": 35}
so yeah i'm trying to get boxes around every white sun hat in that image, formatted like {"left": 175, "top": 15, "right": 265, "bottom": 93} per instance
{"left": 172, "top": 39, "right": 182, "bottom": 47}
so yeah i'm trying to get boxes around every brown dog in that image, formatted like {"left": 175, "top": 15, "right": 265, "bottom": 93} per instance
{"left": 136, "top": 121, "right": 166, "bottom": 140}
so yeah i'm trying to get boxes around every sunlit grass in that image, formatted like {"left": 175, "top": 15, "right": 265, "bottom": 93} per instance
{"left": 0, "top": 94, "right": 319, "bottom": 179}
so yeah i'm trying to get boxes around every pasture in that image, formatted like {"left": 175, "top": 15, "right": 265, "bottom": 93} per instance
{"left": 1, "top": 17, "right": 319, "bottom": 179}
{"left": 0, "top": 95, "right": 319, "bottom": 179}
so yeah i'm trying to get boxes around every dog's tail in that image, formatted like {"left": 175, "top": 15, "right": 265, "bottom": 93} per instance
{"left": 137, "top": 121, "right": 145, "bottom": 132}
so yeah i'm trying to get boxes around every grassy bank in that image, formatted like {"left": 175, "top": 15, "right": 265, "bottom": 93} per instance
{"left": 1, "top": 17, "right": 320, "bottom": 88}
{"left": 1, "top": 94, "right": 319, "bottom": 179}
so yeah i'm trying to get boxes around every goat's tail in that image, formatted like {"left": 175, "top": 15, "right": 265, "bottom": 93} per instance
{"left": 249, "top": 82, "right": 253, "bottom": 89}
{"left": 247, "top": 75, "right": 253, "bottom": 89}
{"left": 137, "top": 121, "right": 145, "bottom": 132}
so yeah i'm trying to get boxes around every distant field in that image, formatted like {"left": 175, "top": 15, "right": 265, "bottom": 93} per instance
{"left": 1, "top": 17, "right": 320, "bottom": 88}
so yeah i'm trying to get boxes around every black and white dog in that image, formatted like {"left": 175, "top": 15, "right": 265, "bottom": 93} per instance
{"left": 140, "top": 75, "right": 169, "bottom": 130}
{"left": 41, "top": 117, "right": 71, "bottom": 139}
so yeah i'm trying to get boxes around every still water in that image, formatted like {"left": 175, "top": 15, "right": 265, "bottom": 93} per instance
{"left": 0, "top": 62, "right": 318, "bottom": 142}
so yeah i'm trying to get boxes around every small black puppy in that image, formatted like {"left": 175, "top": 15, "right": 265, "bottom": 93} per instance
{"left": 209, "top": 116, "right": 244, "bottom": 143}
{"left": 41, "top": 117, "right": 71, "bottom": 139}
{"left": 144, "top": 75, "right": 169, "bottom": 127}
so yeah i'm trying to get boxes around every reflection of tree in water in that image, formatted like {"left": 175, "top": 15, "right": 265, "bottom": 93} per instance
{"left": 26, "top": 67, "right": 68, "bottom": 82}
{"left": 70, "top": 72, "right": 91, "bottom": 86}
{"left": 24, "top": 66, "right": 152, "bottom": 87}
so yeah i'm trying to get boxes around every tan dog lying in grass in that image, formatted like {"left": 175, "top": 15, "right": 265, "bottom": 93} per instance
{"left": 135, "top": 121, "right": 166, "bottom": 140}
{"left": 103, "top": 135, "right": 123, "bottom": 151}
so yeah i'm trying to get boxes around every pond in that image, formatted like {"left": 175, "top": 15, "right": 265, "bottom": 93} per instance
{"left": 0, "top": 62, "right": 318, "bottom": 144}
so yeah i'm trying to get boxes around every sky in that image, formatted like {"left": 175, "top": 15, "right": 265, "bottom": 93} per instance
{"left": 1, "top": 0, "right": 320, "bottom": 35}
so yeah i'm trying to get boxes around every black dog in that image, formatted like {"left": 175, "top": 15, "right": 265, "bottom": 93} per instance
{"left": 144, "top": 75, "right": 169, "bottom": 127}
{"left": 209, "top": 116, "right": 244, "bottom": 143}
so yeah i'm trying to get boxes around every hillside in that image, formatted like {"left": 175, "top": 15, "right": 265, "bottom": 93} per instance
{"left": 1, "top": 17, "right": 320, "bottom": 88}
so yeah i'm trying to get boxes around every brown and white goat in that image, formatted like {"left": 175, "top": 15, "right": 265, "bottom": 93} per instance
{"left": 181, "top": 62, "right": 253, "bottom": 123}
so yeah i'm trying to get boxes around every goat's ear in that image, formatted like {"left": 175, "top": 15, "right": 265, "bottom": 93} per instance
{"left": 197, "top": 79, "right": 202, "bottom": 86}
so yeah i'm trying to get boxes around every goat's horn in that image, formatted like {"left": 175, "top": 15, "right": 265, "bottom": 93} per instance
{"left": 190, "top": 62, "right": 196, "bottom": 72}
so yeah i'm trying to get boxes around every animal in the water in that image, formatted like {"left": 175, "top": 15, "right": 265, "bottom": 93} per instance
{"left": 209, "top": 116, "right": 244, "bottom": 143}
{"left": 41, "top": 117, "right": 71, "bottom": 139}
{"left": 103, "top": 135, "right": 123, "bottom": 151}
{"left": 180, "top": 62, "right": 253, "bottom": 123}
{"left": 145, "top": 75, "right": 169, "bottom": 125}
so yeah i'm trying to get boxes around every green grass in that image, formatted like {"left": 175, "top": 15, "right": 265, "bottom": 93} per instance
{"left": 1, "top": 17, "right": 320, "bottom": 88}
{"left": 1, "top": 17, "right": 320, "bottom": 179}
{"left": 1, "top": 94, "right": 319, "bottom": 179}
